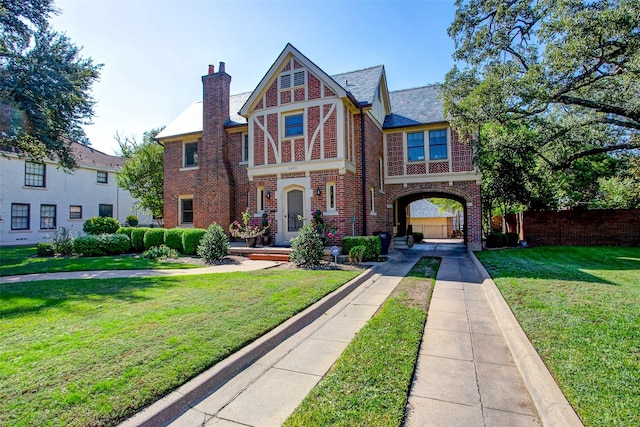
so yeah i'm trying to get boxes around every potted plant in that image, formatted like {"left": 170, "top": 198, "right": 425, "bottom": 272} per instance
{"left": 261, "top": 212, "right": 272, "bottom": 246}
{"left": 311, "top": 210, "right": 343, "bottom": 246}
{"left": 229, "top": 208, "right": 265, "bottom": 247}
{"left": 125, "top": 215, "right": 138, "bottom": 227}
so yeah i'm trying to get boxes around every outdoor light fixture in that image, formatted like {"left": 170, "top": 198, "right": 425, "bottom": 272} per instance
{"left": 266, "top": 191, "right": 271, "bottom": 199}
{"left": 316, "top": 187, "right": 321, "bottom": 196}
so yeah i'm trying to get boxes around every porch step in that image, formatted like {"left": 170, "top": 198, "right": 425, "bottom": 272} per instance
{"left": 249, "top": 253, "right": 290, "bottom": 262}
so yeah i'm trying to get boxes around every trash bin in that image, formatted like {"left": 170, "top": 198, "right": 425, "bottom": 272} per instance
{"left": 374, "top": 231, "right": 391, "bottom": 255}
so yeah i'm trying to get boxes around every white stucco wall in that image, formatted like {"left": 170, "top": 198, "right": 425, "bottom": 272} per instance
{"left": 0, "top": 154, "right": 152, "bottom": 246}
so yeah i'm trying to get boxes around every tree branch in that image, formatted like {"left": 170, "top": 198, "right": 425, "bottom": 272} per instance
{"left": 552, "top": 142, "right": 640, "bottom": 170}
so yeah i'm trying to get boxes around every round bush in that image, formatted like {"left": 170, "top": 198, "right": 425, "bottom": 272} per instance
{"left": 116, "top": 227, "right": 135, "bottom": 239}
{"left": 102, "top": 233, "right": 131, "bottom": 254}
{"left": 164, "top": 228, "right": 186, "bottom": 253}
{"left": 74, "top": 235, "right": 106, "bottom": 257}
{"left": 143, "top": 228, "right": 166, "bottom": 250}
{"left": 290, "top": 222, "right": 324, "bottom": 267}
{"left": 131, "top": 227, "right": 150, "bottom": 252}
{"left": 142, "top": 244, "right": 179, "bottom": 260}
{"left": 83, "top": 216, "right": 121, "bottom": 235}
{"left": 506, "top": 232, "right": 520, "bottom": 247}
{"left": 182, "top": 228, "right": 207, "bottom": 255}
{"left": 37, "top": 242, "right": 55, "bottom": 257}
{"left": 197, "top": 222, "right": 229, "bottom": 264}
{"left": 348, "top": 245, "right": 366, "bottom": 264}
{"left": 486, "top": 232, "right": 508, "bottom": 248}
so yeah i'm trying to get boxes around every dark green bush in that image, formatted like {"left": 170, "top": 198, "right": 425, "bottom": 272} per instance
{"left": 412, "top": 232, "right": 424, "bottom": 243}
{"left": 131, "top": 227, "right": 150, "bottom": 252}
{"left": 506, "top": 232, "right": 520, "bottom": 247}
{"left": 143, "top": 228, "right": 166, "bottom": 250}
{"left": 164, "top": 228, "right": 185, "bottom": 253}
{"left": 197, "top": 223, "right": 229, "bottom": 264}
{"left": 102, "top": 234, "right": 131, "bottom": 254}
{"left": 74, "top": 235, "right": 106, "bottom": 257}
{"left": 83, "top": 216, "right": 121, "bottom": 235}
{"left": 341, "top": 236, "right": 381, "bottom": 261}
{"left": 116, "top": 227, "right": 135, "bottom": 239}
{"left": 142, "top": 244, "right": 179, "bottom": 260}
{"left": 486, "top": 232, "right": 508, "bottom": 248}
{"left": 182, "top": 228, "right": 207, "bottom": 255}
{"left": 37, "top": 242, "right": 55, "bottom": 257}
{"left": 290, "top": 221, "right": 324, "bottom": 267}
{"left": 348, "top": 245, "right": 366, "bottom": 264}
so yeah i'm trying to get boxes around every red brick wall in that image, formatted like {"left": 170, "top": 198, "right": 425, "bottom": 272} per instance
{"left": 451, "top": 130, "right": 473, "bottom": 172}
{"left": 386, "top": 132, "right": 404, "bottom": 176}
{"left": 523, "top": 209, "right": 640, "bottom": 246}
{"left": 163, "top": 138, "right": 200, "bottom": 228}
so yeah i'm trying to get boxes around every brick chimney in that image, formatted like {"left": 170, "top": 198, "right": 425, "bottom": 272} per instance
{"left": 198, "top": 61, "right": 235, "bottom": 229}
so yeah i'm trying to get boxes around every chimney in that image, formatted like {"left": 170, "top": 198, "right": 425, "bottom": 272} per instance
{"left": 208, "top": 64, "right": 215, "bottom": 75}
{"left": 219, "top": 61, "right": 225, "bottom": 74}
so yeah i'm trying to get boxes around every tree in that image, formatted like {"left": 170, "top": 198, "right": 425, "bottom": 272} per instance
{"left": 115, "top": 128, "right": 165, "bottom": 222}
{"left": 444, "top": 0, "right": 640, "bottom": 208}
{"left": 1, "top": 0, "right": 102, "bottom": 169}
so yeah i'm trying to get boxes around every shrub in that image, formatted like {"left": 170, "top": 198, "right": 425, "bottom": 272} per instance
{"left": 164, "top": 228, "right": 185, "bottom": 253}
{"left": 506, "top": 232, "right": 520, "bottom": 247}
{"left": 197, "top": 222, "right": 229, "bottom": 264}
{"left": 83, "top": 216, "right": 121, "bottom": 235}
{"left": 116, "top": 227, "right": 135, "bottom": 239}
{"left": 125, "top": 215, "right": 138, "bottom": 227}
{"left": 412, "top": 232, "right": 424, "bottom": 243}
{"left": 486, "top": 232, "right": 508, "bottom": 248}
{"left": 37, "top": 242, "right": 55, "bottom": 257}
{"left": 131, "top": 227, "right": 150, "bottom": 252}
{"left": 143, "top": 228, "right": 166, "bottom": 250}
{"left": 74, "top": 235, "right": 106, "bottom": 257}
{"left": 182, "top": 228, "right": 207, "bottom": 255}
{"left": 46, "top": 226, "right": 75, "bottom": 256}
{"left": 348, "top": 245, "right": 366, "bottom": 264}
{"left": 142, "top": 244, "right": 179, "bottom": 260}
{"left": 102, "top": 233, "right": 131, "bottom": 254}
{"left": 341, "top": 236, "right": 381, "bottom": 261}
{"left": 290, "top": 221, "right": 324, "bottom": 267}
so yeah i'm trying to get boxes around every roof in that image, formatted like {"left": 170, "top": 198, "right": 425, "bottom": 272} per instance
{"left": 383, "top": 85, "right": 445, "bottom": 129}
{"left": 1, "top": 141, "right": 125, "bottom": 171}
{"left": 330, "top": 65, "right": 384, "bottom": 105}
{"left": 227, "top": 92, "right": 251, "bottom": 126}
{"left": 156, "top": 101, "right": 203, "bottom": 140}
{"left": 410, "top": 199, "right": 454, "bottom": 218}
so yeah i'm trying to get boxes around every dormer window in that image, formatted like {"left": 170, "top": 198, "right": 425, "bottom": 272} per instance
{"left": 280, "top": 70, "right": 305, "bottom": 89}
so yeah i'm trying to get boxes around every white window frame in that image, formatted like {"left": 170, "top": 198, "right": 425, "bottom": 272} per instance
{"left": 326, "top": 182, "right": 337, "bottom": 212}
{"left": 378, "top": 157, "right": 384, "bottom": 193}
{"left": 241, "top": 132, "right": 249, "bottom": 164}
{"left": 257, "top": 187, "right": 265, "bottom": 213}
{"left": 182, "top": 141, "right": 198, "bottom": 169}
{"left": 179, "top": 195, "right": 194, "bottom": 226}
{"left": 279, "top": 69, "right": 306, "bottom": 90}
{"left": 282, "top": 111, "right": 304, "bottom": 139}
{"left": 370, "top": 186, "right": 376, "bottom": 216}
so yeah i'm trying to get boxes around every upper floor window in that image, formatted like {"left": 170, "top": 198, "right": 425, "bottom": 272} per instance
{"left": 99, "top": 204, "right": 113, "bottom": 218}
{"left": 429, "top": 129, "right": 448, "bottom": 160}
{"left": 25, "top": 161, "right": 45, "bottom": 187}
{"left": 407, "top": 132, "right": 425, "bottom": 162}
{"left": 40, "top": 204, "right": 57, "bottom": 230}
{"left": 97, "top": 171, "right": 108, "bottom": 184}
{"left": 70, "top": 205, "right": 82, "bottom": 220}
{"left": 280, "top": 70, "right": 305, "bottom": 89}
{"left": 11, "top": 203, "right": 30, "bottom": 230}
{"left": 242, "top": 133, "right": 249, "bottom": 163}
{"left": 284, "top": 113, "right": 304, "bottom": 138}
{"left": 184, "top": 142, "right": 198, "bottom": 168}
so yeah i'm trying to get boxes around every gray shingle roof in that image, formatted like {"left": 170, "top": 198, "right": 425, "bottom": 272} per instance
{"left": 227, "top": 92, "right": 251, "bottom": 126}
{"left": 330, "top": 65, "right": 384, "bottom": 105}
{"left": 410, "top": 199, "right": 453, "bottom": 218}
{"left": 383, "top": 85, "right": 445, "bottom": 129}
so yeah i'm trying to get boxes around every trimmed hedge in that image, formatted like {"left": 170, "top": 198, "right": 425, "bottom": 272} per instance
{"left": 486, "top": 232, "right": 508, "bottom": 248}
{"left": 83, "top": 216, "right": 121, "bottom": 235}
{"left": 116, "top": 227, "right": 135, "bottom": 239}
{"left": 412, "top": 232, "right": 424, "bottom": 243}
{"left": 74, "top": 234, "right": 131, "bottom": 257}
{"left": 131, "top": 227, "right": 150, "bottom": 252}
{"left": 143, "top": 228, "right": 166, "bottom": 250}
{"left": 164, "top": 228, "right": 186, "bottom": 253}
{"left": 341, "top": 236, "right": 381, "bottom": 261}
{"left": 348, "top": 245, "right": 366, "bottom": 264}
{"left": 182, "top": 228, "right": 207, "bottom": 255}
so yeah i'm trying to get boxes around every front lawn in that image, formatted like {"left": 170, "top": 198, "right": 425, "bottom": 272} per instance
{"left": 476, "top": 246, "right": 640, "bottom": 427}
{"left": 0, "top": 245, "right": 200, "bottom": 276}
{"left": 0, "top": 269, "right": 360, "bottom": 426}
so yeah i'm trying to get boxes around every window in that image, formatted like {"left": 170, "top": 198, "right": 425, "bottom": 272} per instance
{"left": 370, "top": 187, "right": 376, "bottom": 214}
{"left": 25, "top": 161, "right": 45, "bottom": 187}
{"left": 242, "top": 133, "right": 249, "bottom": 163}
{"left": 70, "top": 205, "right": 82, "bottom": 220}
{"left": 11, "top": 203, "right": 30, "bottom": 230}
{"left": 326, "top": 183, "right": 336, "bottom": 212}
{"left": 180, "top": 198, "right": 193, "bottom": 224}
{"left": 429, "top": 129, "right": 448, "bottom": 160}
{"left": 40, "top": 204, "right": 57, "bottom": 229}
{"left": 184, "top": 142, "right": 198, "bottom": 167}
{"left": 280, "top": 70, "right": 305, "bottom": 89}
{"left": 407, "top": 132, "right": 425, "bottom": 161}
{"left": 378, "top": 157, "right": 384, "bottom": 192}
{"left": 284, "top": 113, "right": 304, "bottom": 137}
{"left": 97, "top": 171, "right": 108, "bottom": 184}
{"left": 293, "top": 70, "right": 305, "bottom": 87}
{"left": 257, "top": 187, "right": 265, "bottom": 212}
{"left": 99, "top": 204, "right": 113, "bottom": 217}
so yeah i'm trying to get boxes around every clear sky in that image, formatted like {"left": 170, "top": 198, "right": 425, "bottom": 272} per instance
{"left": 50, "top": 0, "right": 457, "bottom": 155}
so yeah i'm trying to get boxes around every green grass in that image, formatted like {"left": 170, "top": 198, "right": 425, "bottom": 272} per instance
{"left": 0, "top": 245, "right": 200, "bottom": 276}
{"left": 476, "top": 246, "right": 640, "bottom": 427}
{"left": 0, "top": 269, "right": 360, "bottom": 426}
{"left": 284, "top": 257, "right": 439, "bottom": 427}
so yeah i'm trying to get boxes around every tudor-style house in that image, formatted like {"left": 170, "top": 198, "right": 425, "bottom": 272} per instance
{"left": 0, "top": 142, "right": 152, "bottom": 246}
{"left": 157, "top": 44, "right": 481, "bottom": 250}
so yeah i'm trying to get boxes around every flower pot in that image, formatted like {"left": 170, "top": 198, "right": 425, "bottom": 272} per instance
{"left": 262, "top": 235, "right": 272, "bottom": 246}
{"left": 245, "top": 237, "right": 257, "bottom": 248}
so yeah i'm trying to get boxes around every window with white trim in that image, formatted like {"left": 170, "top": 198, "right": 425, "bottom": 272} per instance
{"left": 11, "top": 203, "right": 30, "bottom": 230}
{"left": 378, "top": 157, "right": 384, "bottom": 192}
{"left": 25, "top": 161, "right": 45, "bottom": 187}
{"left": 284, "top": 113, "right": 304, "bottom": 138}
{"left": 184, "top": 141, "right": 198, "bottom": 168}
{"left": 241, "top": 133, "right": 249, "bottom": 163}
{"left": 257, "top": 187, "right": 265, "bottom": 212}
{"left": 369, "top": 187, "right": 376, "bottom": 215}
{"left": 180, "top": 197, "right": 194, "bottom": 224}
{"left": 280, "top": 70, "right": 305, "bottom": 89}
{"left": 40, "top": 204, "right": 57, "bottom": 230}
{"left": 326, "top": 182, "right": 336, "bottom": 212}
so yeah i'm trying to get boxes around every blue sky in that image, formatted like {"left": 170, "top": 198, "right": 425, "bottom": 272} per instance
{"left": 50, "top": 0, "right": 457, "bottom": 155}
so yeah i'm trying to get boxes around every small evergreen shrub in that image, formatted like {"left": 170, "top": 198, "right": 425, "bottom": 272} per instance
{"left": 182, "top": 228, "right": 207, "bottom": 255}
{"left": 341, "top": 236, "right": 381, "bottom": 261}
{"left": 486, "top": 232, "right": 508, "bottom": 248}
{"left": 83, "top": 216, "right": 121, "bottom": 235}
{"left": 197, "top": 222, "right": 229, "bottom": 264}
{"left": 143, "top": 228, "right": 166, "bottom": 250}
{"left": 164, "top": 228, "right": 185, "bottom": 253}
{"left": 142, "top": 244, "right": 179, "bottom": 260}
{"left": 74, "top": 235, "right": 106, "bottom": 257}
{"left": 37, "top": 242, "right": 55, "bottom": 257}
{"left": 116, "top": 227, "right": 135, "bottom": 239}
{"left": 412, "top": 232, "right": 424, "bottom": 243}
{"left": 348, "top": 245, "right": 366, "bottom": 264}
{"left": 102, "top": 233, "right": 131, "bottom": 254}
{"left": 131, "top": 227, "right": 150, "bottom": 252}
{"left": 125, "top": 215, "right": 138, "bottom": 226}
{"left": 506, "top": 232, "right": 520, "bottom": 247}
{"left": 290, "top": 222, "right": 324, "bottom": 267}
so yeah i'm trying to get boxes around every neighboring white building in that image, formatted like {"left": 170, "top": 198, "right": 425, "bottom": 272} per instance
{"left": 0, "top": 142, "right": 152, "bottom": 246}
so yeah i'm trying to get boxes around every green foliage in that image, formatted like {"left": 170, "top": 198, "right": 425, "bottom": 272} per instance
{"left": 412, "top": 232, "right": 424, "bottom": 243}
{"left": 125, "top": 215, "right": 138, "bottom": 227}
{"left": 115, "top": 129, "right": 164, "bottom": 219}
{"left": 486, "top": 232, "right": 507, "bottom": 248}
{"left": 164, "top": 228, "right": 185, "bottom": 253}
{"left": 36, "top": 242, "right": 54, "bottom": 257}
{"left": 83, "top": 216, "right": 120, "bottom": 235}
{"left": 116, "top": 227, "right": 135, "bottom": 239}
{"left": 46, "top": 226, "right": 75, "bottom": 256}
{"left": 197, "top": 223, "right": 229, "bottom": 264}
{"left": 182, "top": 228, "right": 207, "bottom": 255}
{"left": 141, "top": 244, "right": 179, "bottom": 260}
{"left": 289, "top": 221, "right": 324, "bottom": 267}
{"left": 348, "top": 245, "right": 366, "bottom": 264}
{"left": 506, "top": 232, "right": 520, "bottom": 247}
{"left": 341, "top": 236, "right": 381, "bottom": 261}
{"left": 143, "top": 228, "right": 166, "bottom": 250}
{"left": 73, "top": 234, "right": 130, "bottom": 257}
{"left": 130, "top": 227, "right": 149, "bottom": 252}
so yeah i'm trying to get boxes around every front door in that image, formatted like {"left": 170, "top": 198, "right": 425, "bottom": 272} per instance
{"left": 284, "top": 188, "right": 304, "bottom": 241}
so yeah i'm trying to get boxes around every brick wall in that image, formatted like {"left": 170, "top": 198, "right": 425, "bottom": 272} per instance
{"left": 523, "top": 209, "right": 640, "bottom": 246}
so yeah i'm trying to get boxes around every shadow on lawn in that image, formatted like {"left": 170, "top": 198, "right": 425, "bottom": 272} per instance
{"left": 0, "top": 276, "right": 181, "bottom": 318}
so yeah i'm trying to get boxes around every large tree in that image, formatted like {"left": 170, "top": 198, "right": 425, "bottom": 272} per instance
{"left": 444, "top": 0, "right": 640, "bottom": 208}
{"left": 115, "top": 128, "right": 165, "bottom": 222}
{"left": 0, "top": 0, "right": 102, "bottom": 169}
